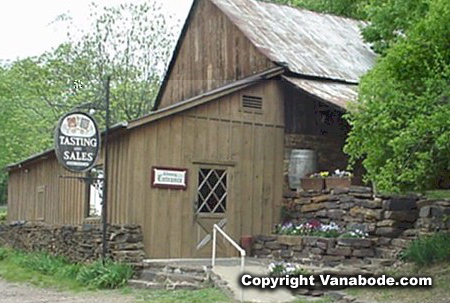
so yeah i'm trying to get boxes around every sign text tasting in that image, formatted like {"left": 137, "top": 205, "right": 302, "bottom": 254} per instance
{"left": 58, "top": 136, "right": 98, "bottom": 162}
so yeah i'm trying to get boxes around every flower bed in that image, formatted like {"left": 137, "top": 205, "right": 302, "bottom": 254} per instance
{"left": 300, "top": 170, "right": 353, "bottom": 191}
{"left": 275, "top": 220, "right": 368, "bottom": 239}
{"left": 268, "top": 261, "right": 308, "bottom": 276}
{"left": 252, "top": 234, "right": 377, "bottom": 266}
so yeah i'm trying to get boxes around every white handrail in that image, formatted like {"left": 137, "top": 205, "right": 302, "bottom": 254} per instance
{"left": 211, "top": 224, "right": 246, "bottom": 272}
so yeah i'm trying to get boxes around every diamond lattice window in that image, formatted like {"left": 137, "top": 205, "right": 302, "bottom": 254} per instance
{"left": 197, "top": 168, "right": 227, "bottom": 213}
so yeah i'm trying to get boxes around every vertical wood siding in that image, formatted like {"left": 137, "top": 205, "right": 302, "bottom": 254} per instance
{"left": 7, "top": 156, "right": 87, "bottom": 224}
{"left": 7, "top": 81, "right": 286, "bottom": 259}
{"left": 157, "top": 0, "right": 275, "bottom": 109}
{"left": 119, "top": 80, "right": 284, "bottom": 258}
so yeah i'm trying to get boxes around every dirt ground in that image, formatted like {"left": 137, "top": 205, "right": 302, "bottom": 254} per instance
{"left": 0, "top": 278, "right": 137, "bottom": 303}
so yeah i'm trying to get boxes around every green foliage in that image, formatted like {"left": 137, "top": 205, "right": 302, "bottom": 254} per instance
{"left": 425, "top": 190, "right": 450, "bottom": 200}
{"left": 135, "top": 288, "right": 230, "bottom": 303}
{"left": 0, "top": 206, "right": 6, "bottom": 222}
{"left": 361, "top": 0, "right": 430, "bottom": 54}
{"left": 265, "top": 0, "right": 368, "bottom": 19}
{"left": 0, "top": 247, "right": 132, "bottom": 289}
{"left": 0, "top": 247, "right": 9, "bottom": 261}
{"left": 401, "top": 232, "right": 450, "bottom": 266}
{"left": 0, "top": 3, "right": 176, "bottom": 205}
{"left": 267, "top": 0, "right": 431, "bottom": 54}
{"left": 268, "top": 0, "right": 449, "bottom": 192}
{"left": 345, "top": 0, "right": 450, "bottom": 192}
{"left": 76, "top": 260, "right": 133, "bottom": 289}
{"left": 16, "top": 252, "right": 78, "bottom": 277}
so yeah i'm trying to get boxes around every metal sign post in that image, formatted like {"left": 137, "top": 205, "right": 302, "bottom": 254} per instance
{"left": 101, "top": 76, "right": 111, "bottom": 260}
{"left": 56, "top": 76, "right": 111, "bottom": 261}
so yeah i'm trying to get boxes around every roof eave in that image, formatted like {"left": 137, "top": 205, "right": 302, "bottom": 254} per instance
{"left": 6, "top": 122, "right": 128, "bottom": 172}
{"left": 129, "top": 66, "right": 285, "bottom": 130}
{"left": 151, "top": 0, "right": 200, "bottom": 111}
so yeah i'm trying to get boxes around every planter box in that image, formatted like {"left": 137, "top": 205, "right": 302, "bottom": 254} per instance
{"left": 300, "top": 178, "right": 324, "bottom": 191}
{"left": 325, "top": 177, "right": 352, "bottom": 189}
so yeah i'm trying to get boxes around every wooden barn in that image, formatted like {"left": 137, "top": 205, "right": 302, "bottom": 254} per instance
{"left": 6, "top": 0, "right": 375, "bottom": 258}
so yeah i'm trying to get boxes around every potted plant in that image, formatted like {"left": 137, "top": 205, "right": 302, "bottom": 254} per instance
{"left": 300, "top": 171, "right": 328, "bottom": 191}
{"left": 325, "top": 169, "right": 353, "bottom": 189}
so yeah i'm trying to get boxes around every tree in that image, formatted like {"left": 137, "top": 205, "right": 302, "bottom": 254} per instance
{"left": 266, "top": 0, "right": 368, "bottom": 19}
{"left": 344, "top": 0, "right": 450, "bottom": 192}
{"left": 268, "top": 0, "right": 450, "bottom": 192}
{"left": 0, "top": 2, "right": 177, "bottom": 204}
{"left": 267, "top": 0, "right": 430, "bottom": 54}
{"left": 52, "top": 1, "right": 175, "bottom": 122}
{"left": 361, "top": 0, "right": 430, "bottom": 54}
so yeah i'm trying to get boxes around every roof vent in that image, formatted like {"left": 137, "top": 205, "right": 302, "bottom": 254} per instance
{"left": 242, "top": 95, "right": 263, "bottom": 111}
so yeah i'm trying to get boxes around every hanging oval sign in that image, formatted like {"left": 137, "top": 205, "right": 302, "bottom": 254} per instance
{"left": 54, "top": 111, "right": 100, "bottom": 173}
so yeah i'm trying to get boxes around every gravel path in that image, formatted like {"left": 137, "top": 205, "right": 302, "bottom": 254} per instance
{"left": 0, "top": 278, "right": 137, "bottom": 303}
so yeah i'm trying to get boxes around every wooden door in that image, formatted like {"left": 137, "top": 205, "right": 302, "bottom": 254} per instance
{"left": 194, "top": 166, "right": 229, "bottom": 257}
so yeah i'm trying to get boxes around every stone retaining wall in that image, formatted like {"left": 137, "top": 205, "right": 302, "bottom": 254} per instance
{"left": 253, "top": 187, "right": 450, "bottom": 264}
{"left": 0, "top": 222, "right": 145, "bottom": 264}
{"left": 253, "top": 235, "right": 377, "bottom": 267}
{"left": 282, "top": 187, "right": 421, "bottom": 238}
{"left": 282, "top": 187, "right": 450, "bottom": 237}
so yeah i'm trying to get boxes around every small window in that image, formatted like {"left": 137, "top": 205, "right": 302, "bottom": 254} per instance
{"left": 36, "top": 185, "right": 45, "bottom": 221}
{"left": 86, "top": 166, "right": 104, "bottom": 217}
{"left": 241, "top": 95, "right": 263, "bottom": 113}
{"left": 197, "top": 168, "right": 227, "bottom": 213}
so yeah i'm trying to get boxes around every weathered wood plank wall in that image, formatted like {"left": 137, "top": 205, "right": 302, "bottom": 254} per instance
{"left": 7, "top": 157, "right": 86, "bottom": 224}
{"left": 157, "top": 0, "right": 275, "bottom": 109}
{"left": 118, "top": 80, "right": 284, "bottom": 258}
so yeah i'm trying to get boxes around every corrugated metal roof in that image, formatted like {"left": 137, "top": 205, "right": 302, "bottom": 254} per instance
{"left": 282, "top": 76, "right": 358, "bottom": 110}
{"left": 211, "top": 0, "right": 376, "bottom": 83}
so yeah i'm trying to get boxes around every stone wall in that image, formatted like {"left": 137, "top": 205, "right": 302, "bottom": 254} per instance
{"left": 281, "top": 187, "right": 422, "bottom": 238}
{"left": 253, "top": 235, "right": 377, "bottom": 267}
{"left": 0, "top": 222, "right": 145, "bottom": 264}
{"left": 252, "top": 187, "right": 450, "bottom": 264}
{"left": 416, "top": 199, "right": 450, "bottom": 233}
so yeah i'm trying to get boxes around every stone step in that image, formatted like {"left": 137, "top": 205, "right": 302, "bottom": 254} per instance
{"left": 367, "top": 258, "right": 396, "bottom": 267}
{"left": 128, "top": 279, "right": 165, "bottom": 289}
{"left": 128, "top": 278, "right": 204, "bottom": 290}
{"left": 142, "top": 262, "right": 207, "bottom": 274}
{"left": 166, "top": 281, "right": 204, "bottom": 290}
{"left": 138, "top": 269, "right": 207, "bottom": 284}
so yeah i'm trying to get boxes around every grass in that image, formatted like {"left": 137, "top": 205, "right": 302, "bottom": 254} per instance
{"left": 424, "top": 189, "right": 450, "bottom": 199}
{"left": 132, "top": 288, "right": 230, "bottom": 303}
{"left": 0, "top": 248, "right": 83, "bottom": 291}
{"left": 345, "top": 262, "right": 450, "bottom": 303}
{"left": 401, "top": 232, "right": 450, "bottom": 266}
{"left": 130, "top": 288, "right": 332, "bottom": 303}
{"left": 0, "top": 246, "right": 132, "bottom": 290}
{"left": 0, "top": 245, "right": 234, "bottom": 302}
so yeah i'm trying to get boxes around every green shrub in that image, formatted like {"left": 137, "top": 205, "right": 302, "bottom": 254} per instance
{"left": 0, "top": 247, "right": 132, "bottom": 289}
{"left": 58, "top": 263, "right": 82, "bottom": 279}
{"left": 0, "top": 207, "right": 6, "bottom": 222}
{"left": 0, "top": 246, "right": 9, "bottom": 261}
{"left": 76, "top": 260, "right": 133, "bottom": 289}
{"left": 402, "top": 232, "right": 450, "bottom": 266}
{"left": 17, "top": 252, "right": 72, "bottom": 276}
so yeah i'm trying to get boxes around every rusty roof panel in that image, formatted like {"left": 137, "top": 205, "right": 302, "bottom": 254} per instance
{"left": 283, "top": 76, "right": 358, "bottom": 109}
{"left": 211, "top": 0, "right": 376, "bottom": 83}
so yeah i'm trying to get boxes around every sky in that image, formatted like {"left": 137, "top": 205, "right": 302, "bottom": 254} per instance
{"left": 0, "top": 0, "right": 193, "bottom": 61}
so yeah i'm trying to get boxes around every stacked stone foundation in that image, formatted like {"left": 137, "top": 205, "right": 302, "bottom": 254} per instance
{"left": 0, "top": 222, "right": 145, "bottom": 264}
